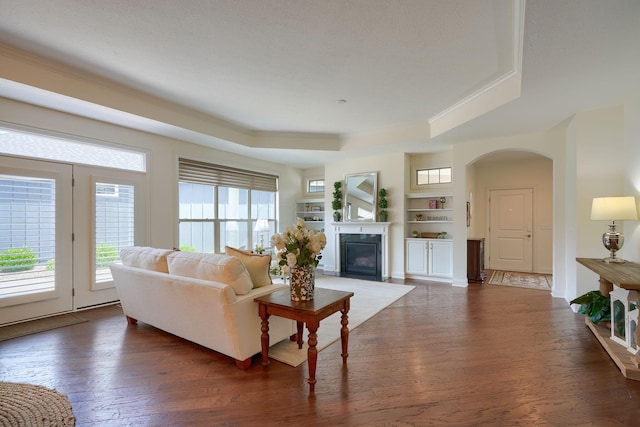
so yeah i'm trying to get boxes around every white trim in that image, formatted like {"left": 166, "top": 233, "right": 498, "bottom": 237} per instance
{"left": 331, "top": 222, "right": 391, "bottom": 280}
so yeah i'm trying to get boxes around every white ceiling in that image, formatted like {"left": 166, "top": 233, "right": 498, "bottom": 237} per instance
{"left": 0, "top": 0, "right": 638, "bottom": 168}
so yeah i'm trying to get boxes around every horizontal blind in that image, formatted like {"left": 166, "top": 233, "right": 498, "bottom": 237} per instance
{"left": 95, "top": 182, "right": 135, "bottom": 284}
{"left": 0, "top": 174, "right": 56, "bottom": 297}
{"left": 179, "top": 158, "right": 277, "bottom": 192}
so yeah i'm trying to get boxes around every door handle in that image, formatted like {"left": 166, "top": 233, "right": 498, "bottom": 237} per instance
{"left": 525, "top": 234, "right": 531, "bottom": 237}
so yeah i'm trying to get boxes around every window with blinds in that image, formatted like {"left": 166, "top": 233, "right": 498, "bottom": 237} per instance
{"left": 178, "top": 158, "right": 277, "bottom": 192}
{"left": 95, "top": 182, "right": 135, "bottom": 284}
{"left": 178, "top": 159, "right": 277, "bottom": 253}
{"left": 0, "top": 174, "right": 56, "bottom": 298}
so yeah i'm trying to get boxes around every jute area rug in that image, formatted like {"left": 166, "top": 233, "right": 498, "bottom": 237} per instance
{"left": 0, "top": 313, "right": 87, "bottom": 342}
{"left": 268, "top": 275, "right": 415, "bottom": 367}
{"left": 488, "top": 270, "right": 552, "bottom": 291}
{"left": 0, "top": 382, "right": 76, "bottom": 426}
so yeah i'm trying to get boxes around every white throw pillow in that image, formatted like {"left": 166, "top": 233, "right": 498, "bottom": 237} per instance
{"left": 167, "top": 251, "right": 253, "bottom": 295}
{"left": 120, "top": 247, "right": 174, "bottom": 273}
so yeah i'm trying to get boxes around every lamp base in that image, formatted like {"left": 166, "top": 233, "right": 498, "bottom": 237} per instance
{"left": 602, "top": 227, "right": 625, "bottom": 264}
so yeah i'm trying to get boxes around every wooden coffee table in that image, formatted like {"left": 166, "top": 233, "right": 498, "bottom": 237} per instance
{"left": 255, "top": 287, "right": 354, "bottom": 393}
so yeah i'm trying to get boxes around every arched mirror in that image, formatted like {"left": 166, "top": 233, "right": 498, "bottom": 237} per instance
{"left": 344, "top": 172, "right": 377, "bottom": 221}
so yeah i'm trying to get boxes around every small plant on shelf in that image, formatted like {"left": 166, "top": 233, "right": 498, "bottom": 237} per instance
{"left": 332, "top": 181, "right": 343, "bottom": 222}
{"left": 378, "top": 188, "right": 388, "bottom": 222}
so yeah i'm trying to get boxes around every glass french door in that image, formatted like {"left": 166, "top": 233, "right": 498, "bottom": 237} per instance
{"left": 0, "top": 156, "right": 73, "bottom": 325}
{"left": 0, "top": 157, "right": 147, "bottom": 324}
{"left": 72, "top": 165, "right": 146, "bottom": 309}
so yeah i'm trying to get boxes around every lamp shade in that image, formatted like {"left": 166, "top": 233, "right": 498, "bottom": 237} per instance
{"left": 254, "top": 219, "right": 270, "bottom": 232}
{"left": 591, "top": 196, "right": 638, "bottom": 221}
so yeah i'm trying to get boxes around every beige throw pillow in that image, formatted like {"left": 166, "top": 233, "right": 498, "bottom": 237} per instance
{"left": 166, "top": 251, "right": 253, "bottom": 295}
{"left": 225, "top": 246, "right": 273, "bottom": 288}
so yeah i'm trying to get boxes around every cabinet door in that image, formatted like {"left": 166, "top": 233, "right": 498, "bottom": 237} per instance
{"left": 428, "top": 240, "right": 453, "bottom": 278}
{"left": 406, "top": 240, "right": 428, "bottom": 275}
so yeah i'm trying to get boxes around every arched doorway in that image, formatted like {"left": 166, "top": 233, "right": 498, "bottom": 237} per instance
{"left": 467, "top": 150, "right": 553, "bottom": 275}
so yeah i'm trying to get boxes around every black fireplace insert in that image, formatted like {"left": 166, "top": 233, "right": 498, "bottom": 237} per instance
{"left": 339, "top": 233, "right": 382, "bottom": 281}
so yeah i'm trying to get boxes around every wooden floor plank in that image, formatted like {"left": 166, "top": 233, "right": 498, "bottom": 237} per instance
{"left": 1, "top": 279, "right": 640, "bottom": 426}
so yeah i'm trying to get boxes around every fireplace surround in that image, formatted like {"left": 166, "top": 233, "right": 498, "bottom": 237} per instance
{"left": 332, "top": 222, "right": 390, "bottom": 281}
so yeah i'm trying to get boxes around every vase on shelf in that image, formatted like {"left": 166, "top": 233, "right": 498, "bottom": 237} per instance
{"left": 290, "top": 264, "right": 315, "bottom": 301}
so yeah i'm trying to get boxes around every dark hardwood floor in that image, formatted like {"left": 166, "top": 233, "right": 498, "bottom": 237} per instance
{"left": 2, "top": 279, "right": 640, "bottom": 426}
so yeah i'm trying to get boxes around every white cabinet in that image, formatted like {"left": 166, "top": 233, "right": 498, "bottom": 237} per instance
{"left": 406, "top": 239, "right": 428, "bottom": 275}
{"left": 428, "top": 240, "right": 453, "bottom": 278}
{"left": 405, "top": 238, "right": 452, "bottom": 281}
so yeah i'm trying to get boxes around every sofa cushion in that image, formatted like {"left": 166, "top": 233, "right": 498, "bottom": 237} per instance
{"left": 167, "top": 251, "right": 253, "bottom": 295}
{"left": 225, "top": 246, "right": 272, "bottom": 288}
{"left": 120, "top": 247, "right": 174, "bottom": 273}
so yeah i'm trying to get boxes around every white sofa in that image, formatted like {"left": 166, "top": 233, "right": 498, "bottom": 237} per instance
{"left": 110, "top": 247, "right": 295, "bottom": 369}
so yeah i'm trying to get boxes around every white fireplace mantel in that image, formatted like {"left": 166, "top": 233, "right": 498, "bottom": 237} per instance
{"left": 331, "top": 222, "right": 391, "bottom": 279}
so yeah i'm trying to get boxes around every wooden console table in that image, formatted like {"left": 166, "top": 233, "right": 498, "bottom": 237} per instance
{"left": 576, "top": 258, "right": 640, "bottom": 380}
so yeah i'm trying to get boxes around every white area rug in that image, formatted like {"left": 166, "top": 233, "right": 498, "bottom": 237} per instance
{"left": 267, "top": 275, "right": 415, "bottom": 367}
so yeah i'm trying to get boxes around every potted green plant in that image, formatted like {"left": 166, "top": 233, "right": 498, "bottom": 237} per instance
{"left": 378, "top": 188, "right": 388, "bottom": 222}
{"left": 570, "top": 290, "right": 632, "bottom": 337}
{"left": 332, "top": 181, "right": 342, "bottom": 222}
{"left": 570, "top": 290, "right": 611, "bottom": 325}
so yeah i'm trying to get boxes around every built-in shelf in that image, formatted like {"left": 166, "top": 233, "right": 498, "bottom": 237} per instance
{"left": 296, "top": 198, "right": 325, "bottom": 230}
{"left": 405, "top": 193, "right": 453, "bottom": 238}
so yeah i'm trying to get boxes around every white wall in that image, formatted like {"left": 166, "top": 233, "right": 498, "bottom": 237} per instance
{"left": 623, "top": 93, "right": 640, "bottom": 262}
{"left": 570, "top": 97, "right": 640, "bottom": 300}
{"left": 452, "top": 131, "right": 566, "bottom": 290}
{"left": 465, "top": 162, "right": 479, "bottom": 236}
{"left": 4, "top": 83, "right": 639, "bottom": 305}
{"left": 324, "top": 151, "right": 405, "bottom": 278}
{"left": 0, "top": 97, "right": 302, "bottom": 249}
{"left": 408, "top": 151, "right": 454, "bottom": 193}
{"left": 450, "top": 97, "right": 640, "bottom": 302}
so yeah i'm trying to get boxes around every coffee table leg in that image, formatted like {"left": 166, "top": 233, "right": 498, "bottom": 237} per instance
{"left": 258, "top": 305, "right": 270, "bottom": 366}
{"left": 306, "top": 320, "right": 319, "bottom": 393}
{"left": 340, "top": 304, "right": 350, "bottom": 364}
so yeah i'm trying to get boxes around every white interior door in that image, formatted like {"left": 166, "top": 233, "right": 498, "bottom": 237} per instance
{"left": 488, "top": 188, "right": 533, "bottom": 272}
{"left": 0, "top": 156, "right": 73, "bottom": 325}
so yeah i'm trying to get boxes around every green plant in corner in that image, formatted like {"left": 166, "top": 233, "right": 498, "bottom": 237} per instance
{"left": 332, "top": 181, "right": 343, "bottom": 222}
{"left": 378, "top": 188, "right": 388, "bottom": 222}
{"left": 570, "top": 290, "right": 611, "bottom": 324}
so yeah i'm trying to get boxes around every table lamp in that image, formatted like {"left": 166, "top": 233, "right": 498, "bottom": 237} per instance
{"left": 254, "top": 219, "right": 270, "bottom": 253}
{"left": 591, "top": 196, "right": 638, "bottom": 263}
